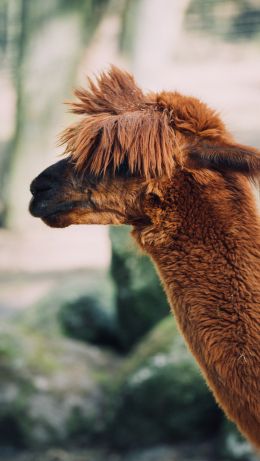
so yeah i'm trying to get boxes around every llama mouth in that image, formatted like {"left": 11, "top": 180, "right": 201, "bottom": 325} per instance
{"left": 29, "top": 197, "right": 92, "bottom": 219}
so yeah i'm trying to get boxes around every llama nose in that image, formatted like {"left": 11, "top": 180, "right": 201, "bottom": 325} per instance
{"left": 30, "top": 174, "right": 53, "bottom": 196}
{"left": 30, "top": 159, "right": 68, "bottom": 196}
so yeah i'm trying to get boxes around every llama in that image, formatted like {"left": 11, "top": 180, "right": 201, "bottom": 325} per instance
{"left": 29, "top": 67, "right": 260, "bottom": 448}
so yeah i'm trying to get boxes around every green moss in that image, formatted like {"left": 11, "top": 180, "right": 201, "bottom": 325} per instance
{"left": 110, "top": 226, "right": 169, "bottom": 350}
{"left": 26, "top": 336, "right": 61, "bottom": 375}
{"left": 218, "top": 420, "right": 253, "bottom": 460}
{"left": 120, "top": 317, "right": 179, "bottom": 375}
{"left": 0, "top": 330, "right": 23, "bottom": 364}
{"left": 18, "top": 270, "right": 115, "bottom": 343}
{"left": 0, "top": 323, "right": 118, "bottom": 448}
{"left": 104, "top": 317, "right": 223, "bottom": 448}
{"left": 58, "top": 294, "right": 119, "bottom": 349}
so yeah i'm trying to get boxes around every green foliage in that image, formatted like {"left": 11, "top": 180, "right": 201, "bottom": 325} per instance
{"left": 0, "top": 324, "right": 117, "bottom": 448}
{"left": 104, "top": 316, "right": 223, "bottom": 448}
{"left": 218, "top": 420, "right": 254, "bottom": 461}
{"left": 0, "top": 316, "right": 253, "bottom": 456}
{"left": 0, "top": 331, "right": 21, "bottom": 363}
{"left": 0, "top": 328, "right": 36, "bottom": 448}
{"left": 18, "top": 270, "right": 115, "bottom": 338}
{"left": 186, "top": 0, "right": 260, "bottom": 42}
{"left": 58, "top": 294, "right": 119, "bottom": 349}
{"left": 110, "top": 226, "right": 169, "bottom": 350}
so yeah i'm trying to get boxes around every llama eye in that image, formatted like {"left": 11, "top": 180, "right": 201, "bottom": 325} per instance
{"left": 148, "top": 193, "right": 161, "bottom": 206}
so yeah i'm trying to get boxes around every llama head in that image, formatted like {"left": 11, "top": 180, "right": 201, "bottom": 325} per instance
{"left": 29, "top": 67, "right": 260, "bottom": 230}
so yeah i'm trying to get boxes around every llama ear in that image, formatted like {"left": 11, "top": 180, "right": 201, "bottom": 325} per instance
{"left": 189, "top": 143, "right": 260, "bottom": 177}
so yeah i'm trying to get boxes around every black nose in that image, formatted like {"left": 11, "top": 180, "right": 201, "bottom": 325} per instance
{"left": 30, "top": 159, "right": 68, "bottom": 196}
{"left": 30, "top": 175, "right": 52, "bottom": 196}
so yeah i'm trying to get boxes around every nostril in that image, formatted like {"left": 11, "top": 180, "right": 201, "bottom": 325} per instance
{"left": 30, "top": 177, "right": 52, "bottom": 196}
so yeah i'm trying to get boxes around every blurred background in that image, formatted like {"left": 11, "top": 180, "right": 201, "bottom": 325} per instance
{"left": 0, "top": 1, "right": 260, "bottom": 460}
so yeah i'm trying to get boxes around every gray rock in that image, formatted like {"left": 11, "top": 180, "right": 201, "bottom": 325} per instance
{"left": 0, "top": 324, "right": 120, "bottom": 447}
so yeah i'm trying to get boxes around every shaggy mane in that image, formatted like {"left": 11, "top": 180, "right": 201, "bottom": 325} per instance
{"left": 60, "top": 67, "right": 227, "bottom": 179}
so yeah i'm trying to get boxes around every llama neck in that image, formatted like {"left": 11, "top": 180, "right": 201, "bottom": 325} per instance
{"left": 138, "top": 173, "right": 260, "bottom": 448}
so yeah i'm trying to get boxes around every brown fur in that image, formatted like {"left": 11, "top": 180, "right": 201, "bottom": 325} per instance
{"left": 30, "top": 67, "right": 260, "bottom": 449}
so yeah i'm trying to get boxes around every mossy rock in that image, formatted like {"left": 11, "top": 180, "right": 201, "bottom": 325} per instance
{"left": 18, "top": 270, "right": 116, "bottom": 343}
{"left": 104, "top": 316, "right": 223, "bottom": 448}
{"left": 217, "top": 420, "right": 255, "bottom": 460}
{"left": 58, "top": 294, "right": 119, "bottom": 349}
{"left": 110, "top": 226, "right": 169, "bottom": 350}
{"left": 0, "top": 324, "right": 119, "bottom": 448}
